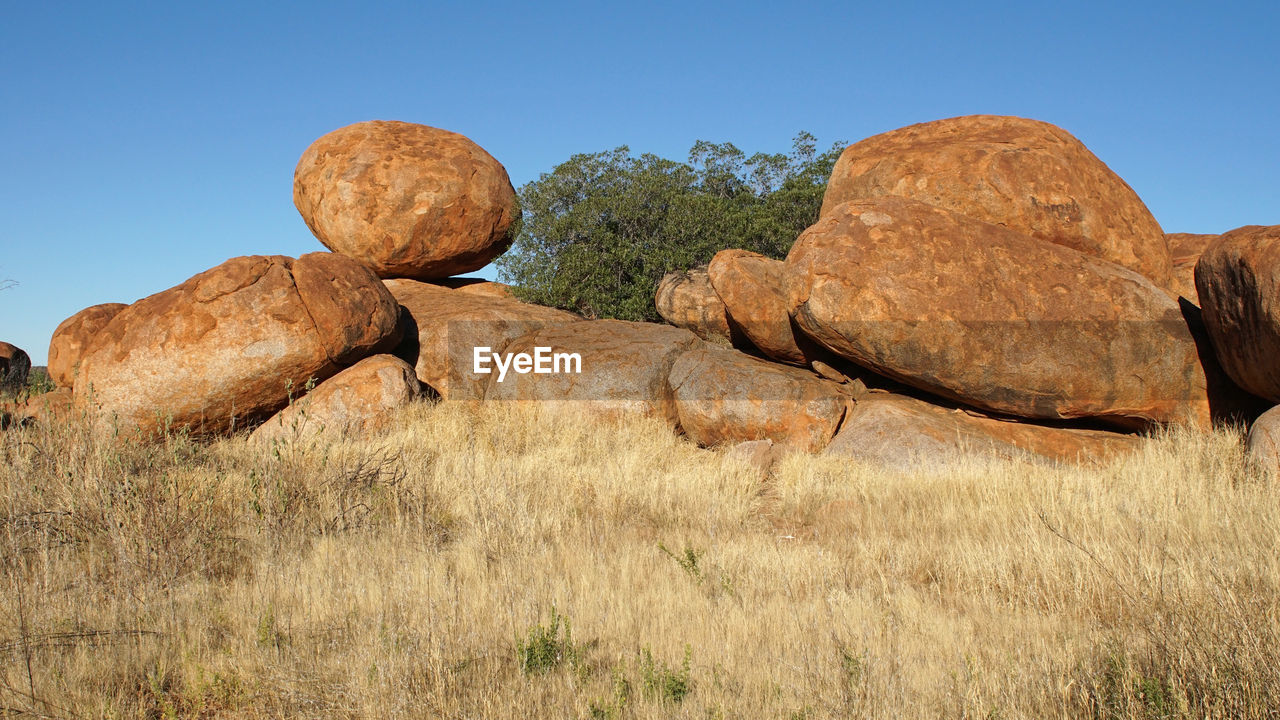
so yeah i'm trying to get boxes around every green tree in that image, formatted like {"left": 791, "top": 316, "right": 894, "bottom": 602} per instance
{"left": 495, "top": 132, "right": 842, "bottom": 321}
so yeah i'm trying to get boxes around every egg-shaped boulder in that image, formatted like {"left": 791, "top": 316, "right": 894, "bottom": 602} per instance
{"left": 294, "top": 120, "right": 518, "bottom": 280}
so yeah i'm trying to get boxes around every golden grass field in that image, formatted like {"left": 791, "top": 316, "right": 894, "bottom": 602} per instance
{"left": 1, "top": 397, "right": 1277, "bottom": 719}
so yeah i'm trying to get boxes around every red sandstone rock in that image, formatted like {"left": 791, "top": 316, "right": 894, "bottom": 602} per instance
{"left": 821, "top": 115, "right": 1172, "bottom": 287}
{"left": 1195, "top": 225, "right": 1280, "bottom": 402}
{"left": 706, "top": 249, "right": 820, "bottom": 364}
{"left": 250, "top": 355, "right": 420, "bottom": 443}
{"left": 75, "top": 253, "right": 401, "bottom": 437}
{"left": 669, "top": 344, "right": 849, "bottom": 452}
{"left": 788, "top": 197, "right": 1210, "bottom": 428}
{"left": 294, "top": 121, "right": 517, "bottom": 280}
{"left": 1247, "top": 405, "right": 1280, "bottom": 473}
{"left": 654, "top": 268, "right": 737, "bottom": 345}
{"left": 0, "top": 342, "right": 30, "bottom": 392}
{"left": 48, "top": 303, "right": 128, "bottom": 389}
{"left": 384, "top": 279, "right": 581, "bottom": 400}
{"left": 823, "top": 393, "right": 1141, "bottom": 469}
{"left": 1166, "top": 233, "right": 1218, "bottom": 304}
{"left": 484, "top": 320, "right": 702, "bottom": 426}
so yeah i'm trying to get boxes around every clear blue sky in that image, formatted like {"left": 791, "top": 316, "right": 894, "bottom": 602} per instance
{"left": 2, "top": 0, "right": 1277, "bottom": 365}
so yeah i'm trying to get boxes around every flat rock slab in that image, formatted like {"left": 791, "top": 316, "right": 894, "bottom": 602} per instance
{"left": 76, "top": 253, "right": 401, "bottom": 438}
{"left": 47, "top": 303, "right": 128, "bottom": 389}
{"left": 385, "top": 279, "right": 582, "bottom": 400}
{"left": 1195, "top": 225, "right": 1280, "bottom": 402}
{"left": 670, "top": 344, "right": 849, "bottom": 452}
{"left": 251, "top": 355, "right": 420, "bottom": 443}
{"left": 655, "top": 268, "right": 738, "bottom": 345}
{"left": 294, "top": 120, "right": 517, "bottom": 280}
{"left": 823, "top": 393, "right": 1141, "bottom": 469}
{"left": 788, "top": 197, "right": 1209, "bottom": 429}
{"left": 821, "top": 114, "right": 1172, "bottom": 288}
{"left": 484, "top": 319, "right": 702, "bottom": 426}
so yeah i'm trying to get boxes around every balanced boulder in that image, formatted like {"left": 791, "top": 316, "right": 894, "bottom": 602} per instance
{"left": 47, "top": 302, "right": 128, "bottom": 388}
{"left": 484, "top": 320, "right": 702, "bottom": 425}
{"left": 707, "top": 249, "right": 819, "bottom": 365}
{"left": 821, "top": 115, "right": 1172, "bottom": 287}
{"left": 294, "top": 120, "right": 518, "bottom": 280}
{"left": 251, "top": 355, "right": 421, "bottom": 443}
{"left": 385, "top": 279, "right": 581, "bottom": 400}
{"left": 75, "top": 253, "right": 401, "bottom": 437}
{"left": 655, "top": 268, "right": 737, "bottom": 345}
{"left": 1194, "top": 225, "right": 1280, "bottom": 402}
{"left": 788, "top": 197, "right": 1210, "bottom": 428}
{"left": 0, "top": 342, "right": 30, "bottom": 393}
{"left": 824, "top": 393, "right": 1140, "bottom": 469}
{"left": 669, "top": 344, "right": 849, "bottom": 452}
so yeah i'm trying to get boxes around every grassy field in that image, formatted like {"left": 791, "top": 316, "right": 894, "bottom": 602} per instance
{"left": 1, "top": 397, "right": 1277, "bottom": 718}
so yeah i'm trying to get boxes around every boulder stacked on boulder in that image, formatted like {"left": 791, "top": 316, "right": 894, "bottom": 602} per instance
{"left": 293, "top": 120, "right": 518, "bottom": 280}
{"left": 22, "top": 114, "right": 1274, "bottom": 472}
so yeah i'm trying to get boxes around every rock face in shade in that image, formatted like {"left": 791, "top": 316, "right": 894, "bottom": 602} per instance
{"left": 669, "top": 344, "right": 849, "bottom": 452}
{"left": 788, "top": 197, "right": 1210, "bottom": 428}
{"left": 75, "top": 253, "right": 401, "bottom": 437}
{"left": 0, "top": 342, "right": 30, "bottom": 392}
{"left": 654, "top": 268, "right": 737, "bottom": 345}
{"left": 1246, "top": 405, "right": 1280, "bottom": 472}
{"left": 293, "top": 121, "right": 518, "bottom": 280}
{"left": 707, "top": 249, "right": 821, "bottom": 365}
{"left": 250, "top": 355, "right": 421, "bottom": 443}
{"left": 47, "top": 303, "right": 128, "bottom": 388}
{"left": 484, "top": 320, "right": 702, "bottom": 426}
{"left": 821, "top": 115, "right": 1173, "bottom": 288}
{"left": 1166, "top": 233, "right": 1218, "bottom": 303}
{"left": 823, "top": 393, "right": 1141, "bottom": 469}
{"left": 1195, "top": 225, "right": 1280, "bottom": 402}
{"left": 384, "top": 279, "right": 582, "bottom": 400}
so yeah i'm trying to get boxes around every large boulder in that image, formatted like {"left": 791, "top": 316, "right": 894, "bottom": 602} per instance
{"left": 75, "top": 253, "right": 401, "bottom": 437}
{"left": 47, "top": 302, "right": 128, "bottom": 388}
{"left": 251, "top": 355, "right": 421, "bottom": 443}
{"left": 1246, "top": 405, "right": 1280, "bottom": 474}
{"left": 1166, "top": 233, "right": 1218, "bottom": 304}
{"left": 788, "top": 197, "right": 1210, "bottom": 429}
{"left": 1195, "top": 225, "right": 1280, "bottom": 402}
{"left": 707, "top": 249, "right": 822, "bottom": 365}
{"left": 484, "top": 320, "right": 702, "bottom": 425}
{"left": 293, "top": 121, "right": 518, "bottom": 280}
{"left": 384, "top": 279, "right": 582, "bottom": 400}
{"left": 669, "top": 344, "right": 850, "bottom": 452}
{"left": 654, "top": 268, "right": 737, "bottom": 345}
{"left": 821, "top": 115, "right": 1172, "bottom": 288}
{"left": 824, "top": 393, "right": 1141, "bottom": 469}
{"left": 0, "top": 342, "right": 30, "bottom": 393}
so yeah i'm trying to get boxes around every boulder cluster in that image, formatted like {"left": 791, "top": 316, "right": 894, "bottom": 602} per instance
{"left": 4, "top": 115, "right": 1278, "bottom": 472}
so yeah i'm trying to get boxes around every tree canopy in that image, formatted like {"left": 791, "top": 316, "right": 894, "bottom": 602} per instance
{"left": 495, "top": 132, "right": 842, "bottom": 321}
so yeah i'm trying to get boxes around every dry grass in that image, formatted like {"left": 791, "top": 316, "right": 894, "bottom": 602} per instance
{"left": 1, "top": 398, "right": 1277, "bottom": 719}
